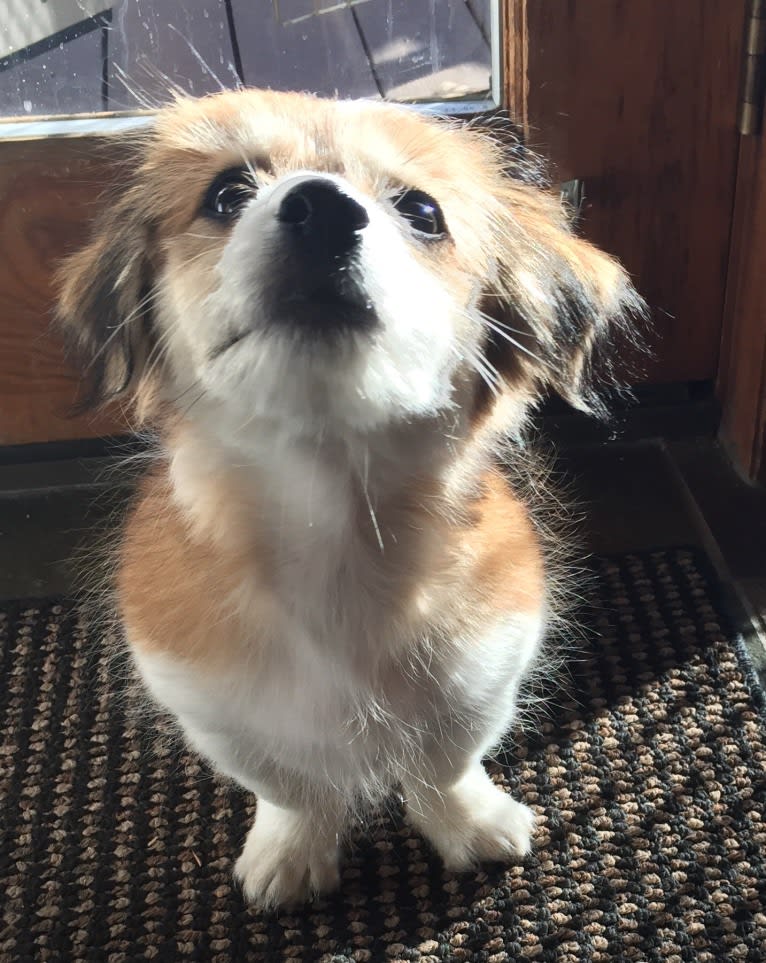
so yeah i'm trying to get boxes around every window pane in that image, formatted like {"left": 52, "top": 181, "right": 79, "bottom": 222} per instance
{"left": 0, "top": 0, "right": 493, "bottom": 120}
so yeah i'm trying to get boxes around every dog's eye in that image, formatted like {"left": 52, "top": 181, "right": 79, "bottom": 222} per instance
{"left": 202, "top": 168, "right": 256, "bottom": 221}
{"left": 392, "top": 189, "right": 446, "bottom": 238}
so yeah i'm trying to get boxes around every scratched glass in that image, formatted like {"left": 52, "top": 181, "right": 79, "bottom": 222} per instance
{"left": 0, "top": 0, "right": 492, "bottom": 121}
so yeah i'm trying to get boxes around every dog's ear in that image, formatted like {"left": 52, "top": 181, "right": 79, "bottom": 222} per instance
{"left": 484, "top": 183, "right": 647, "bottom": 416}
{"left": 469, "top": 118, "right": 647, "bottom": 416}
{"left": 56, "top": 184, "right": 156, "bottom": 413}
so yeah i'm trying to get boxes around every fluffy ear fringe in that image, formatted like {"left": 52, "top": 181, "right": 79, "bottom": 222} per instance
{"left": 55, "top": 159, "right": 157, "bottom": 414}
{"left": 492, "top": 187, "right": 649, "bottom": 418}
{"left": 463, "top": 115, "right": 649, "bottom": 417}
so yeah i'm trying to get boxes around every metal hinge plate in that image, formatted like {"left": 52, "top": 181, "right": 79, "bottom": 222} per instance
{"left": 739, "top": 0, "right": 766, "bottom": 135}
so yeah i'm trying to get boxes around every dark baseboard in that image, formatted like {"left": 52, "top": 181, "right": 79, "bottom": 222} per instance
{"left": 0, "top": 381, "right": 720, "bottom": 493}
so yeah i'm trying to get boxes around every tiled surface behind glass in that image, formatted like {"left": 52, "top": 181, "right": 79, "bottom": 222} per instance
{"left": 0, "top": 0, "right": 491, "bottom": 118}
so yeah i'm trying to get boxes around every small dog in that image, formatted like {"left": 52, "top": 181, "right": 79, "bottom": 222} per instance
{"left": 57, "top": 89, "right": 643, "bottom": 909}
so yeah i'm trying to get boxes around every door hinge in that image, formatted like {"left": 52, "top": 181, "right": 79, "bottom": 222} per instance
{"left": 739, "top": 0, "right": 766, "bottom": 135}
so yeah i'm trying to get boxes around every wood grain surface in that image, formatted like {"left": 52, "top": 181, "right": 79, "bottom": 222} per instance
{"left": 525, "top": 0, "right": 747, "bottom": 384}
{"left": 504, "top": 0, "right": 528, "bottom": 131}
{"left": 718, "top": 134, "right": 766, "bottom": 481}
{"left": 0, "top": 137, "right": 124, "bottom": 444}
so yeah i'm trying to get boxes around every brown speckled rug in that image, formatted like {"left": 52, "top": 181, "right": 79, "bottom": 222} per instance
{"left": 1, "top": 547, "right": 766, "bottom": 962}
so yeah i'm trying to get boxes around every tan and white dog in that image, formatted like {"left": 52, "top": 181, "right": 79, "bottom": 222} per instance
{"left": 57, "top": 89, "right": 643, "bottom": 910}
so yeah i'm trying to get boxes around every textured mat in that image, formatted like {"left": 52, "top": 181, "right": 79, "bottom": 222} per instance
{"left": 1, "top": 547, "right": 766, "bottom": 962}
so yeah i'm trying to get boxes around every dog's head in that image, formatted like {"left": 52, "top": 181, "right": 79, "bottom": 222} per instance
{"left": 58, "top": 89, "right": 644, "bottom": 446}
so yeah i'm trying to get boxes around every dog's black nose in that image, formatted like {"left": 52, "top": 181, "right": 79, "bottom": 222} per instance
{"left": 277, "top": 179, "right": 369, "bottom": 257}
{"left": 268, "top": 177, "right": 376, "bottom": 334}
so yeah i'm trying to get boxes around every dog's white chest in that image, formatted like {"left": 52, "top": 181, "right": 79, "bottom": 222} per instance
{"left": 134, "top": 633, "right": 421, "bottom": 801}
{"left": 132, "top": 606, "right": 542, "bottom": 805}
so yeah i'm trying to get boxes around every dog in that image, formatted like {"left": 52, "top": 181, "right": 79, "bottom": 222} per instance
{"left": 56, "top": 89, "right": 643, "bottom": 910}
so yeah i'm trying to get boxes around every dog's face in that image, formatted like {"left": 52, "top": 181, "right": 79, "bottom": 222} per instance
{"left": 58, "top": 89, "right": 643, "bottom": 444}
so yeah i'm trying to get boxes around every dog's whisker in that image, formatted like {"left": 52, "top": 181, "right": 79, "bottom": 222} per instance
{"left": 360, "top": 448, "right": 384, "bottom": 554}
{"left": 235, "top": 147, "right": 260, "bottom": 188}
{"left": 461, "top": 346, "right": 501, "bottom": 397}
{"left": 83, "top": 287, "right": 161, "bottom": 371}
{"left": 166, "top": 23, "right": 232, "bottom": 92}
{"left": 477, "top": 313, "right": 548, "bottom": 367}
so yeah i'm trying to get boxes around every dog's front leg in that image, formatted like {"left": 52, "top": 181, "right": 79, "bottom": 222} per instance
{"left": 402, "top": 726, "right": 535, "bottom": 872}
{"left": 403, "top": 758, "right": 534, "bottom": 870}
{"left": 234, "top": 796, "right": 343, "bottom": 909}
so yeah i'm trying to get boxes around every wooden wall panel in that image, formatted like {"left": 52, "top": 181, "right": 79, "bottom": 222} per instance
{"left": 524, "top": 0, "right": 747, "bottom": 384}
{"left": 0, "top": 138, "right": 124, "bottom": 444}
{"left": 504, "top": 0, "right": 528, "bottom": 132}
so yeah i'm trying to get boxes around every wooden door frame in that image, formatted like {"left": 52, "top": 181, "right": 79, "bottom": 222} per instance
{"left": 518, "top": 0, "right": 746, "bottom": 387}
{"left": 512, "top": 0, "right": 766, "bottom": 482}
{"left": 504, "top": 0, "right": 528, "bottom": 132}
{"left": 718, "top": 133, "right": 766, "bottom": 483}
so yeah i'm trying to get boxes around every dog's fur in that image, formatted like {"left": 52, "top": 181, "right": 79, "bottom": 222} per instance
{"left": 57, "top": 89, "right": 644, "bottom": 909}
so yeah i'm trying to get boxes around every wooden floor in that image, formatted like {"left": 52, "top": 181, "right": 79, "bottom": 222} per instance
{"left": 0, "top": 0, "right": 491, "bottom": 119}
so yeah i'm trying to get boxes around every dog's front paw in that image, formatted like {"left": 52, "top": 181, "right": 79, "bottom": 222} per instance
{"left": 405, "top": 765, "right": 535, "bottom": 871}
{"left": 234, "top": 800, "right": 340, "bottom": 909}
{"left": 438, "top": 790, "right": 535, "bottom": 870}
